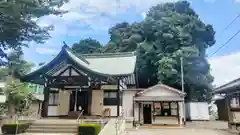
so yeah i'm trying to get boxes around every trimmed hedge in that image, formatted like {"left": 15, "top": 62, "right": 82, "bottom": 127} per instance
{"left": 78, "top": 123, "right": 101, "bottom": 135}
{"left": 2, "top": 123, "right": 30, "bottom": 134}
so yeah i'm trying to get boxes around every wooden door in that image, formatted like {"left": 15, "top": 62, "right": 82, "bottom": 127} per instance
{"left": 91, "top": 90, "right": 103, "bottom": 115}
{"left": 143, "top": 104, "right": 152, "bottom": 124}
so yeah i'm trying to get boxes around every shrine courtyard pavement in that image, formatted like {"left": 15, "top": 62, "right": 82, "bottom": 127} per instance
{"left": 125, "top": 121, "right": 237, "bottom": 135}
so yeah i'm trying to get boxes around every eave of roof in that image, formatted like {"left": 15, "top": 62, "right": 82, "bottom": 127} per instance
{"left": 134, "top": 96, "right": 184, "bottom": 101}
{"left": 214, "top": 78, "right": 240, "bottom": 94}
{"left": 21, "top": 45, "right": 137, "bottom": 82}
{"left": 137, "top": 83, "right": 186, "bottom": 96}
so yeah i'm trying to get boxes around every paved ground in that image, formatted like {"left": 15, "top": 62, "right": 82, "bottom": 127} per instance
{"left": 125, "top": 121, "right": 235, "bottom": 135}
{"left": 125, "top": 128, "right": 233, "bottom": 135}
{"left": 3, "top": 133, "right": 76, "bottom": 135}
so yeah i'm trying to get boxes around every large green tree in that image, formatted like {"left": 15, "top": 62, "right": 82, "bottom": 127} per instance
{"left": 0, "top": 0, "right": 68, "bottom": 51}
{"left": 0, "top": 50, "right": 34, "bottom": 118}
{"left": 72, "top": 38, "right": 103, "bottom": 54}
{"left": 104, "top": 1, "right": 215, "bottom": 102}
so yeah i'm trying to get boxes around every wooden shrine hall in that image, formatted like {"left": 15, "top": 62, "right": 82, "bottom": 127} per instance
{"left": 20, "top": 44, "right": 137, "bottom": 118}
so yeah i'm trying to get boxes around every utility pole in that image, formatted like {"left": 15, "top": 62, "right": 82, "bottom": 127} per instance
{"left": 180, "top": 57, "right": 186, "bottom": 125}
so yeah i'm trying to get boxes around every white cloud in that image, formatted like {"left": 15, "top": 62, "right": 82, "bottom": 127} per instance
{"left": 36, "top": 0, "right": 179, "bottom": 39}
{"left": 61, "top": 0, "right": 177, "bottom": 14}
{"left": 204, "top": 0, "right": 216, "bottom": 3}
{"left": 209, "top": 52, "right": 240, "bottom": 87}
{"left": 35, "top": 48, "right": 58, "bottom": 55}
{"left": 141, "top": 12, "right": 146, "bottom": 19}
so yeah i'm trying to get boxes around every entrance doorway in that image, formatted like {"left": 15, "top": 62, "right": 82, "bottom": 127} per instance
{"left": 143, "top": 104, "right": 152, "bottom": 124}
{"left": 69, "top": 90, "right": 89, "bottom": 115}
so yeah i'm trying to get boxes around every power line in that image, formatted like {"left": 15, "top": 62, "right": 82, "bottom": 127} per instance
{"left": 221, "top": 14, "right": 240, "bottom": 33}
{"left": 210, "top": 29, "right": 240, "bottom": 57}
{"left": 209, "top": 13, "right": 240, "bottom": 57}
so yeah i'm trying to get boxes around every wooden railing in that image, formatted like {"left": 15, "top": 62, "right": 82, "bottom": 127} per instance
{"left": 115, "top": 111, "right": 125, "bottom": 135}
{"left": 102, "top": 108, "right": 111, "bottom": 118}
{"left": 77, "top": 110, "right": 84, "bottom": 124}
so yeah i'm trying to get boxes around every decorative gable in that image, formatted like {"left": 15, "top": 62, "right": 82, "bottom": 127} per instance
{"left": 137, "top": 84, "right": 185, "bottom": 97}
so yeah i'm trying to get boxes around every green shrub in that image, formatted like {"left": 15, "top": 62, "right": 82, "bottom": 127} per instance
{"left": 2, "top": 123, "right": 30, "bottom": 134}
{"left": 78, "top": 123, "right": 101, "bottom": 135}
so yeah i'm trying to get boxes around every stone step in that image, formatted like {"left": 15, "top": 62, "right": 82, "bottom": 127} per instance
{"left": 29, "top": 125, "right": 78, "bottom": 129}
{"left": 26, "top": 128, "right": 78, "bottom": 133}
{"left": 32, "top": 123, "right": 78, "bottom": 127}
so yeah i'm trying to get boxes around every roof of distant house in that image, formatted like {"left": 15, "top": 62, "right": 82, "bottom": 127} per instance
{"left": 214, "top": 78, "right": 240, "bottom": 94}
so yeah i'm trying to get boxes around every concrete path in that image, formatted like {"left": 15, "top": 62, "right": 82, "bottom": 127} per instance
{"left": 125, "top": 128, "right": 233, "bottom": 135}
{"left": 21, "top": 133, "right": 76, "bottom": 135}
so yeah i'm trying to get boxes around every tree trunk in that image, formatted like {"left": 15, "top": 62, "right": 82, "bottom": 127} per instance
{"left": 8, "top": 103, "right": 16, "bottom": 123}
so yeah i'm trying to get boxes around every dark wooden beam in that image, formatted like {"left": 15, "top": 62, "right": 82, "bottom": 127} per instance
{"left": 117, "top": 77, "right": 120, "bottom": 116}
{"left": 69, "top": 66, "right": 72, "bottom": 76}
{"left": 138, "top": 102, "right": 141, "bottom": 124}
{"left": 48, "top": 83, "right": 88, "bottom": 88}
{"left": 41, "top": 83, "right": 50, "bottom": 117}
{"left": 69, "top": 65, "right": 87, "bottom": 76}
{"left": 56, "top": 66, "right": 71, "bottom": 77}
{"left": 88, "top": 88, "right": 92, "bottom": 115}
{"left": 135, "top": 71, "right": 139, "bottom": 88}
{"left": 177, "top": 102, "right": 180, "bottom": 125}
{"left": 133, "top": 100, "right": 135, "bottom": 122}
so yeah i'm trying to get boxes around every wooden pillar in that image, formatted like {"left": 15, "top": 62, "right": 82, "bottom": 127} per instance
{"left": 88, "top": 88, "right": 92, "bottom": 115}
{"left": 117, "top": 78, "right": 120, "bottom": 116}
{"left": 177, "top": 102, "right": 180, "bottom": 125}
{"left": 226, "top": 94, "right": 232, "bottom": 128}
{"left": 133, "top": 100, "right": 135, "bottom": 118}
{"left": 138, "top": 102, "right": 141, "bottom": 124}
{"left": 41, "top": 86, "right": 49, "bottom": 117}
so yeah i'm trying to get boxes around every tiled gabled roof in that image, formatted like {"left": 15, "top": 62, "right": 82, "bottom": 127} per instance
{"left": 22, "top": 45, "right": 137, "bottom": 83}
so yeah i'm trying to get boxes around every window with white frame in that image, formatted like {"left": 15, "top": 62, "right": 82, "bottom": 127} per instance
{"left": 49, "top": 92, "right": 59, "bottom": 105}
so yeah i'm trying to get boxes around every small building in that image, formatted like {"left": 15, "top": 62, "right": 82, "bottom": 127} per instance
{"left": 133, "top": 84, "right": 185, "bottom": 126}
{"left": 20, "top": 45, "right": 137, "bottom": 118}
{"left": 29, "top": 93, "right": 44, "bottom": 118}
{"left": 214, "top": 78, "right": 240, "bottom": 129}
{"left": 19, "top": 44, "right": 185, "bottom": 126}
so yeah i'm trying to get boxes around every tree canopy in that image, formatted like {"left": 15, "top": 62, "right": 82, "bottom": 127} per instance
{"left": 0, "top": 50, "right": 35, "bottom": 117}
{"left": 71, "top": 38, "right": 103, "bottom": 54}
{"left": 0, "top": 0, "right": 68, "bottom": 50}
{"left": 102, "top": 1, "right": 215, "bottom": 101}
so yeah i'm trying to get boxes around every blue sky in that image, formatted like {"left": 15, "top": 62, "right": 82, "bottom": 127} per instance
{"left": 23, "top": 0, "right": 240, "bottom": 86}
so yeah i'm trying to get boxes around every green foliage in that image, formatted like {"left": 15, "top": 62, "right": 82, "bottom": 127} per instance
{"left": 103, "top": 1, "right": 215, "bottom": 101}
{"left": 2, "top": 122, "right": 30, "bottom": 134}
{"left": 38, "top": 62, "right": 45, "bottom": 66}
{"left": 79, "top": 123, "right": 101, "bottom": 135}
{"left": 5, "top": 76, "right": 32, "bottom": 113}
{"left": 0, "top": 50, "right": 34, "bottom": 116}
{"left": 0, "top": 0, "right": 68, "bottom": 50}
{"left": 8, "top": 50, "right": 35, "bottom": 77}
{"left": 72, "top": 38, "right": 103, "bottom": 54}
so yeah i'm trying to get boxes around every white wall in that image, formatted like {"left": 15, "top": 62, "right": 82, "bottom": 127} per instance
{"left": 122, "top": 90, "right": 138, "bottom": 117}
{"left": 185, "top": 102, "right": 210, "bottom": 120}
{"left": 133, "top": 102, "right": 140, "bottom": 121}
{"left": 179, "top": 102, "right": 184, "bottom": 125}
{"left": 103, "top": 106, "right": 122, "bottom": 116}
{"left": 142, "top": 87, "right": 179, "bottom": 97}
{"left": 48, "top": 106, "right": 58, "bottom": 116}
